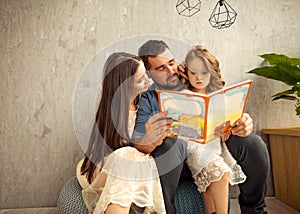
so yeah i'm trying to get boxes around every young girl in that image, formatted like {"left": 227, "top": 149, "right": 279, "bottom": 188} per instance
{"left": 179, "top": 45, "right": 246, "bottom": 214}
{"left": 77, "top": 52, "right": 168, "bottom": 214}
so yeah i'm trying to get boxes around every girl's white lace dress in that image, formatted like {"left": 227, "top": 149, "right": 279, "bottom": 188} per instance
{"left": 178, "top": 89, "right": 246, "bottom": 192}
{"left": 186, "top": 138, "right": 247, "bottom": 192}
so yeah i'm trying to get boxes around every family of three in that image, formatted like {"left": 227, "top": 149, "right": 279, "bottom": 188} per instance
{"left": 76, "top": 40, "right": 270, "bottom": 214}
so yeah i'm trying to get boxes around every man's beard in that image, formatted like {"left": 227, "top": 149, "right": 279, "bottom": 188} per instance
{"left": 157, "top": 75, "right": 185, "bottom": 91}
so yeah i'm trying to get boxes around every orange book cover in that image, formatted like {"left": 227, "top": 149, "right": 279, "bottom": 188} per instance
{"left": 158, "top": 80, "right": 253, "bottom": 144}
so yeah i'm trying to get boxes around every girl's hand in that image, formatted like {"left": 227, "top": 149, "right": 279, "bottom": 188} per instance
{"left": 231, "top": 113, "right": 253, "bottom": 137}
{"left": 221, "top": 132, "right": 231, "bottom": 143}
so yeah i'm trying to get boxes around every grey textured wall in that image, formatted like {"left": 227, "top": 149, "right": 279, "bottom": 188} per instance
{"left": 1, "top": 0, "right": 299, "bottom": 209}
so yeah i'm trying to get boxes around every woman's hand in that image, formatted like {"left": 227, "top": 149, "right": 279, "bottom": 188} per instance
{"left": 231, "top": 113, "right": 253, "bottom": 137}
{"left": 134, "top": 112, "right": 172, "bottom": 154}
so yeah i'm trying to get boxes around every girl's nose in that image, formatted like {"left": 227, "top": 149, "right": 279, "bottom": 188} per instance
{"left": 196, "top": 74, "right": 202, "bottom": 80}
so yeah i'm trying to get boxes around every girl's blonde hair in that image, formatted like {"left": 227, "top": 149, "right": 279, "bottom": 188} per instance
{"left": 179, "top": 45, "right": 225, "bottom": 93}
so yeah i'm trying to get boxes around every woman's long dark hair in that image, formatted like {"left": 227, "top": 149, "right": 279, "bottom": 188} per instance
{"left": 80, "top": 52, "right": 142, "bottom": 184}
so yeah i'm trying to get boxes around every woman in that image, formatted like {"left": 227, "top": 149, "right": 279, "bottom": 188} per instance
{"left": 77, "top": 52, "right": 167, "bottom": 213}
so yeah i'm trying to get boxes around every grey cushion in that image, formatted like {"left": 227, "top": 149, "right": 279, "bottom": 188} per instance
{"left": 57, "top": 177, "right": 212, "bottom": 214}
{"left": 175, "top": 180, "right": 206, "bottom": 213}
{"left": 57, "top": 177, "right": 89, "bottom": 214}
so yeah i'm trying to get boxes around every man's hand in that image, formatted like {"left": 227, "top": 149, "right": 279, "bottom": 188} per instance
{"left": 231, "top": 113, "right": 253, "bottom": 137}
{"left": 133, "top": 112, "right": 172, "bottom": 154}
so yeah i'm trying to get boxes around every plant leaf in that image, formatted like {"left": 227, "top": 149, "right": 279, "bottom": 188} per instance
{"left": 292, "top": 84, "right": 300, "bottom": 98}
{"left": 272, "top": 90, "right": 295, "bottom": 98}
{"left": 296, "top": 101, "right": 300, "bottom": 115}
{"left": 260, "top": 53, "right": 300, "bottom": 67}
{"left": 248, "top": 66, "right": 298, "bottom": 85}
{"left": 272, "top": 95, "right": 297, "bottom": 101}
{"left": 276, "top": 63, "right": 300, "bottom": 83}
{"left": 257, "top": 53, "right": 300, "bottom": 84}
{"left": 292, "top": 84, "right": 300, "bottom": 91}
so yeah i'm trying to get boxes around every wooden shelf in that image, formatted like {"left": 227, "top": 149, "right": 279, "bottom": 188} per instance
{"left": 263, "top": 126, "right": 300, "bottom": 137}
{"left": 263, "top": 126, "right": 300, "bottom": 212}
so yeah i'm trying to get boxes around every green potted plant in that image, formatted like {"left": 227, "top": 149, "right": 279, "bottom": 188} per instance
{"left": 248, "top": 53, "right": 300, "bottom": 117}
{"left": 248, "top": 53, "right": 300, "bottom": 211}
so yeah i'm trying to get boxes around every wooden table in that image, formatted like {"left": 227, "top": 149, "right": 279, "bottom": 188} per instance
{"left": 263, "top": 126, "right": 300, "bottom": 211}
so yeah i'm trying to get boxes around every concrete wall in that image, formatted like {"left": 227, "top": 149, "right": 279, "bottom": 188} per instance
{"left": 1, "top": 0, "right": 299, "bottom": 209}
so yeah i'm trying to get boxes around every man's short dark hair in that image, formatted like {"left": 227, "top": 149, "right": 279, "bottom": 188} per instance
{"left": 138, "top": 40, "right": 169, "bottom": 70}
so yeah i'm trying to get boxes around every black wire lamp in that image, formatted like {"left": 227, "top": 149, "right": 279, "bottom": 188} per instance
{"left": 176, "top": 0, "right": 201, "bottom": 17}
{"left": 209, "top": 0, "right": 237, "bottom": 29}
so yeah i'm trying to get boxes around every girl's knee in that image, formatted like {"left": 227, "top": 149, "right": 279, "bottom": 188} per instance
{"left": 219, "top": 172, "right": 230, "bottom": 184}
{"left": 209, "top": 170, "right": 230, "bottom": 186}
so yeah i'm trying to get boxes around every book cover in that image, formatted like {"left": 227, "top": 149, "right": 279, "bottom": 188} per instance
{"left": 158, "top": 80, "right": 253, "bottom": 144}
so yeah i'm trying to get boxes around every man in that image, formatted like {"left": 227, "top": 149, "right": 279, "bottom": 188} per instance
{"left": 133, "top": 40, "right": 270, "bottom": 214}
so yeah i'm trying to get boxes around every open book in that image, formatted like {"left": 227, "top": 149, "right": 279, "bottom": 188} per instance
{"left": 158, "top": 80, "right": 252, "bottom": 144}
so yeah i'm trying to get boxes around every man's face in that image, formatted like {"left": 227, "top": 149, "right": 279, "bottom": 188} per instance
{"left": 148, "top": 49, "right": 180, "bottom": 90}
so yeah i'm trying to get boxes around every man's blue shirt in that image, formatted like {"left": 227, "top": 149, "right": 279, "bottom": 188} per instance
{"left": 133, "top": 85, "right": 160, "bottom": 139}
